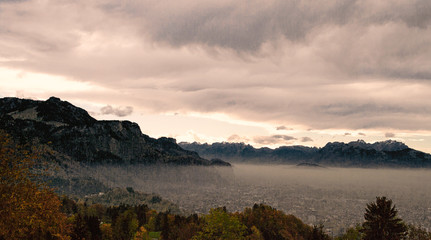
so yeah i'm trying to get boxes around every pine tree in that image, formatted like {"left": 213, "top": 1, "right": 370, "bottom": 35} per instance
{"left": 361, "top": 196, "right": 407, "bottom": 240}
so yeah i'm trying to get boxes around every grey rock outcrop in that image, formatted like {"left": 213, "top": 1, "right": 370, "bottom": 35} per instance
{"left": 0, "top": 96, "right": 230, "bottom": 166}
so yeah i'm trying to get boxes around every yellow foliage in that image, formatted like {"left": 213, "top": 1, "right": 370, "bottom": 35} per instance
{"left": 247, "top": 226, "right": 264, "bottom": 240}
{"left": 101, "top": 223, "right": 113, "bottom": 240}
{"left": 0, "top": 131, "right": 70, "bottom": 239}
{"left": 134, "top": 226, "right": 149, "bottom": 240}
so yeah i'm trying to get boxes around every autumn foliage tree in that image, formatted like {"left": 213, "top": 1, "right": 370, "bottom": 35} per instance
{"left": 192, "top": 207, "right": 247, "bottom": 240}
{"left": 238, "top": 204, "right": 316, "bottom": 240}
{"left": 0, "top": 131, "right": 70, "bottom": 239}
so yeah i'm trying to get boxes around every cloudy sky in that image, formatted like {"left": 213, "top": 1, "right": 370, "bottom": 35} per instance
{"left": 1, "top": 0, "right": 431, "bottom": 153}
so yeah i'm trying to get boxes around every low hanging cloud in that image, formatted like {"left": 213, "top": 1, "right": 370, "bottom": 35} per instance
{"left": 300, "top": 137, "right": 313, "bottom": 142}
{"left": 253, "top": 135, "right": 297, "bottom": 145}
{"left": 385, "top": 132, "right": 396, "bottom": 138}
{"left": 227, "top": 134, "right": 249, "bottom": 143}
{"left": 100, "top": 105, "right": 133, "bottom": 117}
{"left": 276, "top": 126, "right": 294, "bottom": 131}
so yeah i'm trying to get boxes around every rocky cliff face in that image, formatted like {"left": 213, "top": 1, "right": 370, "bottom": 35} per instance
{"left": 0, "top": 97, "right": 229, "bottom": 166}
{"left": 180, "top": 140, "right": 431, "bottom": 168}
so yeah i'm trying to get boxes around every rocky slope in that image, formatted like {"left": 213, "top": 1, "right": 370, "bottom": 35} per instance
{"left": 180, "top": 140, "right": 431, "bottom": 168}
{"left": 0, "top": 96, "right": 229, "bottom": 166}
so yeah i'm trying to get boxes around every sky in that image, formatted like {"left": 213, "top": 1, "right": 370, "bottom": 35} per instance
{"left": 1, "top": 0, "right": 431, "bottom": 153}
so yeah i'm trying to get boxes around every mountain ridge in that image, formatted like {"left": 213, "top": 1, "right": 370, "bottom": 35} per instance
{"left": 179, "top": 139, "right": 431, "bottom": 168}
{"left": 0, "top": 96, "right": 229, "bottom": 166}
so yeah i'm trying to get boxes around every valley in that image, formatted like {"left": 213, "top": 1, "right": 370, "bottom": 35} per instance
{"left": 73, "top": 164, "right": 431, "bottom": 235}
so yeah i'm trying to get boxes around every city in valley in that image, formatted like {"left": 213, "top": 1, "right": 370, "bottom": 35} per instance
{"left": 86, "top": 164, "right": 431, "bottom": 235}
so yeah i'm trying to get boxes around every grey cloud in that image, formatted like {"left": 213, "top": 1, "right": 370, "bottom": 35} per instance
{"left": 274, "top": 135, "right": 296, "bottom": 141}
{"left": 1, "top": 0, "right": 431, "bottom": 133}
{"left": 108, "top": 0, "right": 431, "bottom": 53}
{"left": 358, "top": 132, "right": 366, "bottom": 136}
{"left": 227, "top": 134, "right": 246, "bottom": 142}
{"left": 301, "top": 137, "right": 313, "bottom": 142}
{"left": 254, "top": 135, "right": 296, "bottom": 145}
{"left": 372, "top": 0, "right": 431, "bottom": 29}
{"left": 382, "top": 69, "right": 431, "bottom": 81}
{"left": 318, "top": 103, "right": 408, "bottom": 117}
{"left": 132, "top": 1, "right": 355, "bottom": 51}
{"left": 180, "top": 85, "right": 431, "bottom": 130}
{"left": 165, "top": 83, "right": 431, "bottom": 131}
{"left": 101, "top": 105, "right": 133, "bottom": 117}
{"left": 385, "top": 132, "right": 396, "bottom": 138}
{"left": 0, "top": 0, "right": 27, "bottom": 3}
{"left": 276, "top": 126, "right": 293, "bottom": 131}
{"left": 344, "top": 133, "right": 351, "bottom": 136}
{"left": 2, "top": 0, "right": 431, "bottom": 83}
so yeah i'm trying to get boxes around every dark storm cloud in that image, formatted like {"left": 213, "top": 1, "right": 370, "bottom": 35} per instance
{"left": 100, "top": 105, "right": 133, "bottom": 117}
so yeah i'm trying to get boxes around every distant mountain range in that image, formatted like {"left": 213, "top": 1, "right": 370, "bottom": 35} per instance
{"left": 179, "top": 140, "right": 431, "bottom": 168}
{"left": 0, "top": 96, "right": 228, "bottom": 166}
{"left": 1, "top": 96, "right": 430, "bottom": 168}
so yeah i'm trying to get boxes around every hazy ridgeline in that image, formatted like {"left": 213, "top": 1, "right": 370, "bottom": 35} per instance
{"left": 79, "top": 164, "right": 431, "bottom": 234}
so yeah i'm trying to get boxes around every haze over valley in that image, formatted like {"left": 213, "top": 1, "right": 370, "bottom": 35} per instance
{"left": 55, "top": 162, "right": 431, "bottom": 235}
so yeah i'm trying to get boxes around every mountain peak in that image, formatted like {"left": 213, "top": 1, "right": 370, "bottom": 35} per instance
{"left": 371, "top": 140, "right": 408, "bottom": 151}
{"left": 0, "top": 96, "right": 96, "bottom": 126}
{"left": 47, "top": 96, "right": 61, "bottom": 102}
{"left": 37, "top": 97, "right": 96, "bottom": 126}
{"left": 353, "top": 139, "right": 366, "bottom": 144}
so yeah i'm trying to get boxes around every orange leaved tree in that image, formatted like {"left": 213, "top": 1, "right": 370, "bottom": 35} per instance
{"left": 0, "top": 131, "right": 70, "bottom": 239}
